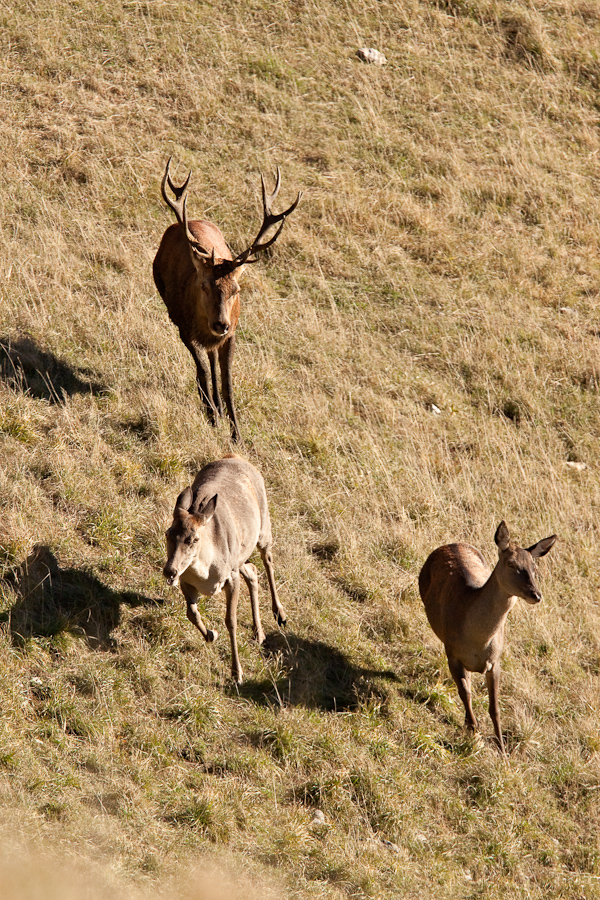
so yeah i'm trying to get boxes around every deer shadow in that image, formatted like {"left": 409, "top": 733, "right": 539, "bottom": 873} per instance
{"left": 0, "top": 545, "right": 159, "bottom": 650}
{"left": 0, "top": 335, "right": 106, "bottom": 402}
{"left": 236, "top": 632, "right": 399, "bottom": 712}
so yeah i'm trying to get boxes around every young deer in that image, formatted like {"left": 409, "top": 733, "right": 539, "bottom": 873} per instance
{"left": 153, "top": 158, "right": 301, "bottom": 443}
{"left": 418, "top": 521, "right": 556, "bottom": 755}
{"left": 163, "top": 455, "right": 286, "bottom": 683}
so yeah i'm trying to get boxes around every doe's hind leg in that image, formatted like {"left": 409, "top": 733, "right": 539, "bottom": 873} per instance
{"left": 240, "top": 562, "right": 265, "bottom": 644}
{"left": 259, "top": 543, "right": 286, "bottom": 627}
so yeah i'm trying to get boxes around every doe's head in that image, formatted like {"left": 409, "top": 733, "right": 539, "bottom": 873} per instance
{"left": 163, "top": 487, "right": 218, "bottom": 587}
{"left": 494, "top": 520, "right": 557, "bottom": 603}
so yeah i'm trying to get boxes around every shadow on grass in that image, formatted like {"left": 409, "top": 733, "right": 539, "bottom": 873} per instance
{"left": 0, "top": 545, "right": 158, "bottom": 649}
{"left": 236, "top": 631, "right": 399, "bottom": 712}
{"left": 0, "top": 335, "right": 106, "bottom": 402}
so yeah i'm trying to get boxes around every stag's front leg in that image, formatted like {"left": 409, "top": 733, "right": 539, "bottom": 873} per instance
{"left": 218, "top": 334, "right": 240, "bottom": 443}
{"left": 208, "top": 348, "right": 224, "bottom": 417}
{"left": 186, "top": 340, "right": 218, "bottom": 426}
{"left": 224, "top": 572, "right": 243, "bottom": 683}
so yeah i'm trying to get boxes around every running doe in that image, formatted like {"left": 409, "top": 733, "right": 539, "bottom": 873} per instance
{"left": 163, "top": 455, "right": 286, "bottom": 683}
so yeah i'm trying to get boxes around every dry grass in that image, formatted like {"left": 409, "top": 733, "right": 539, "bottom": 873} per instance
{"left": 0, "top": 0, "right": 599, "bottom": 896}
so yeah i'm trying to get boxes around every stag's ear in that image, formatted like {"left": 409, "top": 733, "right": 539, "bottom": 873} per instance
{"left": 494, "top": 521, "right": 511, "bottom": 552}
{"left": 527, "top": 534, "right": 557, "bottom": 558}
{"left": 195, "top": 494, "right": 218, "bottom": 525}
{"left": 175, "top": 486, "right": 193, "bottom": 514}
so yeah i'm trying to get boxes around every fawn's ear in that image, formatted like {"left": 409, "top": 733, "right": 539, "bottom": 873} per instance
{"left": 175, "top": 486, "right": 193, "bottom": 514}
{"left": 494, "top": 521, "right": 510, "bottom": 552}
{"left": 527, "top": 534, "right": 557, "bottom": 558}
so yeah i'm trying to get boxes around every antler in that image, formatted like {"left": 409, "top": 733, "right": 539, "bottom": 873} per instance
{"left": 230, "top": 168, "right": 302, "bottom": 269}
{"left": 161, "top": 158, "right": 217, "bottom": 264}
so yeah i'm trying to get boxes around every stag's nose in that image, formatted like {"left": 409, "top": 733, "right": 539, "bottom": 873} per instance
{"left": 212, "top": 321, "right": 229, "bottom": 336}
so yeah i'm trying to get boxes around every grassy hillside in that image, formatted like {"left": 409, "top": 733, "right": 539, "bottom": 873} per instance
{"left": 1, "top": 0, "right": 600, "bottom": 897}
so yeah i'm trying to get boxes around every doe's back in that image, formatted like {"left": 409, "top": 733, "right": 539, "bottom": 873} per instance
{"left": 419, "top": 543, "right": 490, "bottom": 641}
{"left": 192, "top": 456, "right": 272, "bottom": 551}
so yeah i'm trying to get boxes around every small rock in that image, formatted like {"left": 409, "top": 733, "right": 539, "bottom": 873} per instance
{"left": 311, "top": 809, "right": 326, "bottom": 826}
{"left": 380, "top": 838, "right": 400, "bottom": 853}
{"left": 566, "top": 461, "right": 587, "bottom": 471}
{"left": 559, "top": 307, "right": 576, "bottom": 315}
{"left": 430, "top": 403, "right": 442, "bottom": 415}
{"left": 30, "top": 677, "right": 50, "bottom": 699}
{"left": 357, "top": 48, "right": 387, "bottom": 66}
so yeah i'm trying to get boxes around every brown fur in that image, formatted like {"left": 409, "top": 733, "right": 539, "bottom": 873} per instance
{"left": 153, "top": 219, "right": 243, "bottom": 440}
{"left": 419, "top": 522, "right": 556, "bottom": 756}
{"left": 153, "top": 162, "right": 300, "bottom": 444}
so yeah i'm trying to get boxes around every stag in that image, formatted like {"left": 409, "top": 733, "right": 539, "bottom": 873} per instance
{"left": 153, "top": 158, "right": 301, "bottom": 442}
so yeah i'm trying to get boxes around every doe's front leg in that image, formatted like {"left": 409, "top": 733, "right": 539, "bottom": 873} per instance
{"left": 224, "top": 572, "right": 243, "bottom": 684}
{"left": 486, "top": 661, "right": 507, "bottom": 758}
{"left": 181, "top": 582, "right": 218, "bottom": 643}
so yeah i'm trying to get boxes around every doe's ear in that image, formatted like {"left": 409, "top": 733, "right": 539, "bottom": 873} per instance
{"left": 527, "top": 534, "right": 557, "bottom": 558}
{"left": 195, "top": 493, "right": 218, "bottom": 525}
{"left": 175, "top": 486, "right": 193, "bottom": 514}
{"left": 494, "top": 521, "right": 511, "bottom": 552}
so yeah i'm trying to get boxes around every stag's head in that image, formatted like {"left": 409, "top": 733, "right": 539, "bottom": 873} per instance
{"left": 160, "top": 158, "right": 301, "bottom": 340}
{"left": 193, "top": 252, "right": 242, "bottom": 339}
{"left": 163, "top": 487, "right": 217, "bottom": 587}
{"left": 494, "top": 521, "right": 557, "bottom": 604}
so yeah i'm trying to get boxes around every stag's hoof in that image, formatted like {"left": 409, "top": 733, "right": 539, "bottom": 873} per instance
{"left": 276, "top": 611, "right": 287, "bottom": 628}
{"left": 206, "top": 629, "right": 218, "bottom": 643}
{"left": 253, "top": 628, "right": 266, "bottom": 645}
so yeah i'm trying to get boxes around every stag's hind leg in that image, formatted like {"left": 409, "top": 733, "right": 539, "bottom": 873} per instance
{"left": 258, "top": 543, "right": 286, "bottom": 627}
{"left": 240, "top": 562, "right": 265, "bottom": 644}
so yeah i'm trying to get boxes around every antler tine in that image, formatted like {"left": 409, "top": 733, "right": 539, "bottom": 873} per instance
{"left": 261, "top": 166, "right": 281, "bottom": 215}
{"left": 231, "top": 169, "right": 302, "bottom": 268}
{"left": 161, "top": 157, "right": 194, "bottom": 242}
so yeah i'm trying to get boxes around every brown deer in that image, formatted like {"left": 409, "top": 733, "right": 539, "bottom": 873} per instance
{"left": 163, "top": 455, "right": 287, "bottom": 684}
{"left": 153, "top": 158, "right": 301, "bottom": 442}
{"left": 418, "top": 521, "right": 556, "bottom": 756}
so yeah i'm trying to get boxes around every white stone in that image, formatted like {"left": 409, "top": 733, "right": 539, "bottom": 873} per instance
{"left": 357, "top": 48, "right": 387, "bottom": 66}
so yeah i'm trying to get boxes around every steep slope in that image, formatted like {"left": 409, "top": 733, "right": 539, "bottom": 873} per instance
{"left": 0, "top": 1, "right": 600, "bottom": 897}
